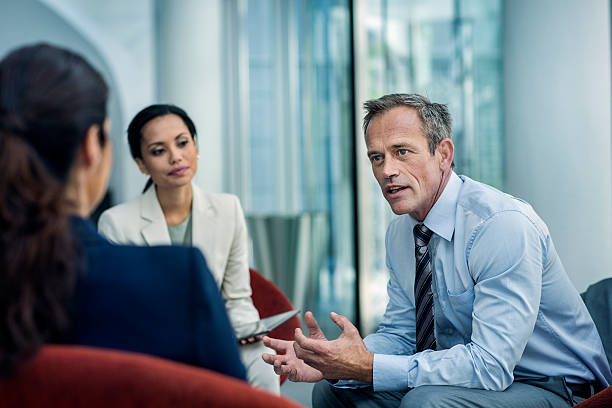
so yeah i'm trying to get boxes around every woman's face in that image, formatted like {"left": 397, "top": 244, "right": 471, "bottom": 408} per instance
{"left": 135, "top": 113, "right": 198, "bottom": 189}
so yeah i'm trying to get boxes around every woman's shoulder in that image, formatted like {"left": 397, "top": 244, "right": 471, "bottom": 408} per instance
{"left": 99, "top": 194, "right": 144, "bottom": 220}
{"left": 193, "top": 187, "right": 242, "bottom": 214}
{"left": 97, "top": 193, "right": 149, "bottom": 240}
{"left": 194, "top": 187, "right": 239, "bottom": 204}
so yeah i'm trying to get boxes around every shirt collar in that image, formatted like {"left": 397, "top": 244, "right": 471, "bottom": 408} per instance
{"left": 422, "top": 171, "right": 462, "bottom": 242}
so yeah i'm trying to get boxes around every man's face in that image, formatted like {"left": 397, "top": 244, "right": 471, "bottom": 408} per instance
{"left": 366, "top": 106, "right": 445, "bottom": 220}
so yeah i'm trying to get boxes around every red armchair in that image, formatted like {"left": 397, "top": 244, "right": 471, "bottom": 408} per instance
{"left": 573, "top": 386, "right": 612, "bottom": 407}
{"left": 0, "top": 345, "right": 304, "bottom": 407}
{"left": 249, "top": 268, "right": 302, "bottom": 385}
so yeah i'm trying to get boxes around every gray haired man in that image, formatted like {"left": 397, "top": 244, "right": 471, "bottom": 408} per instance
{"left": 262, "top": 94, "right": 611, "bottom": 407}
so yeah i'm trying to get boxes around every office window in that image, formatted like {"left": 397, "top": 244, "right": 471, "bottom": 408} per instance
{"left": 223, "top": 0, "right": 355, "bottom": 336}
{"left": 355, "top": 0, "right": 503, "bottom": 332}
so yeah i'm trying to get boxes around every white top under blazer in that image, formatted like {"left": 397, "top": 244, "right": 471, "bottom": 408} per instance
{"left": 98, "top": 183, "right": 260, "bottom": 328}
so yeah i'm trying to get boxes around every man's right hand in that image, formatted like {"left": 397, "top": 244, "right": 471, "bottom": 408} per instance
{"left": 261, "top": 311, "right": 325, "bottom": 383}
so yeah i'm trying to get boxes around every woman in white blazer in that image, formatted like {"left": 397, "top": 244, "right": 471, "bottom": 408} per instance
{"left": 98, "top": 104, "right": 278, "bottom": 394}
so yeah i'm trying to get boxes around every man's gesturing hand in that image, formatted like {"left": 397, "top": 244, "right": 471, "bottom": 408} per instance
{"left": 261, "top": 311, "right": 325, "bottom": 383}
{"left": 293, "top": 312, "right": 373, "bottom": 383}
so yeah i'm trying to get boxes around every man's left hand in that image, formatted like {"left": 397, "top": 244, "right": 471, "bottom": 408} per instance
{"left": 293, "top": 312, "right": 373, "bottom": 383}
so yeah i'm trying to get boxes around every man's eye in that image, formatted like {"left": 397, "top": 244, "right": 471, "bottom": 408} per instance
{"left": 178, "top": 140, "right": 189, "bottom": 147}
{"left": 370, "top": 155, "right": 382, "bottom": 163}
{"left": 398, "top": 149, "right": 408, "bottom": 156}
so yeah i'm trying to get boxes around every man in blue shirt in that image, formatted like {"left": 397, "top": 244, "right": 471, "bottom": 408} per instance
{"left": 262, "top": 94, "right": 611, "bottom": 407}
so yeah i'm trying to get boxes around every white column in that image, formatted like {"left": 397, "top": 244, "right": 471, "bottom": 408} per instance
{"left": 504, "top": 0, "right": 612, "bottom": 291}
{"left": 156, "top": 0, "right": 224, "bottom": 193}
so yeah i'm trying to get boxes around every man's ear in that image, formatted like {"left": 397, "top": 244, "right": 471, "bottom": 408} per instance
{"left": 80, "top": 124, "right": 102, "bottom": 170}
{"left": 135, "top": 158, "right": 150, "bottom": 175}
{"left": 436, "top": 138, "right": 454, "bottom": 171}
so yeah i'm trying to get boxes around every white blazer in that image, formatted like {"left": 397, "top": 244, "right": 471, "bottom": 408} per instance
{"left": 98, "top": 183, "right": 260, "bottom": 327}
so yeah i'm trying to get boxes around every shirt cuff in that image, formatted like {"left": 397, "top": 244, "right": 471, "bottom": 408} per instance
{"left": 373, "top": 353, "right": 415, "bottom": 391}
{"left": 332, "top": 379, "right": 371, "bottom": 389}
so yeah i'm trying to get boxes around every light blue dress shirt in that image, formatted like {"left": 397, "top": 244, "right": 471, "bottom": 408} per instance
{"left": 354, "top": 173, "right": 611, "bottom": 392}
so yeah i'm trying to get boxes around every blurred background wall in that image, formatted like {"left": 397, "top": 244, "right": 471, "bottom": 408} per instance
{"left": 1, "top": 0, "right": 610, "bottom": 342}
{"left": 0, "top": 0, "right": 154, "bottom": 203}
{"left": 504, "top": 0, "right": 612, "bottom": 293}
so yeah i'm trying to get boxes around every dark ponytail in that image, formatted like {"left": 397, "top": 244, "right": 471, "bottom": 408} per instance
{"left": 0, "top": 43, "right": 108, "bottom": 374}
{"left": 143, "top": 177, "right": 154, "bottom": 193}
{"left": 0, "top": 130, "right": 77, "bottom": 375}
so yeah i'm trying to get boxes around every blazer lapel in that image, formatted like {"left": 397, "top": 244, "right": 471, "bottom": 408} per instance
{"left": 140, "top": 186, "right": 171, "bottom": 245}
{"left": 192, "top": 184, "right": 220, "bottom": 280}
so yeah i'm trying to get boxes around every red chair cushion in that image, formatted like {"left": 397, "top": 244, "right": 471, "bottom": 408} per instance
{"left": 573, "top": 386, "right": 612, "bottom": 407}
{"left": 249, "top": 268, "right": 301, "bottom": 342}
{"left": 0, "top": 345, "right": 304, "bottom": 408}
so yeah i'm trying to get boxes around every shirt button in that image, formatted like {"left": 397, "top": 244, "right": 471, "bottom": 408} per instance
{"left": 447, "top": 328, "right": 454, "bottom": 335}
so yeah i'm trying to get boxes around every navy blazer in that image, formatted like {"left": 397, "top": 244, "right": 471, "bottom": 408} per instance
{"left": 66, "top": 217, "right": 246, "bottom": 381}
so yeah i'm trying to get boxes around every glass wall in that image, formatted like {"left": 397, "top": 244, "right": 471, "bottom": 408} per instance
{"left": 355, "top": 0, "right": 504, "bottom": 333}
{"left": 223, "top": 0, "right": 355, "bottom": 336}
{"left": 224, "top": 0, "right": 503, "bottom": 336}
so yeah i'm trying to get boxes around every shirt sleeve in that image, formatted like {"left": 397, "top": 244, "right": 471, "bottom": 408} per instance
{"left": 371, "top": 211, "right": 544, "bottom": 392}
{"left": 364, "top": 225, "right": 417, "bottom": 356}
{"left": 333, "top": 223, "right": 417, "bottom": 389}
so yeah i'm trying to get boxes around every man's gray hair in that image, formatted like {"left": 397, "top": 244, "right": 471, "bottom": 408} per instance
{"left": 363, "top": 93, "right": 452, "bottom": 154}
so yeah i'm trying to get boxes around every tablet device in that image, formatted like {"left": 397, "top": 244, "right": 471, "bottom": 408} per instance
{"left": 234, "top": 309, "right": 300, "bottom": 343}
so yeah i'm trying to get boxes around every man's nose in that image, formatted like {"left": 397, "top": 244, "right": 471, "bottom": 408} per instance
{"left": 382, "top": 158, "right": 399, "bottom": 179}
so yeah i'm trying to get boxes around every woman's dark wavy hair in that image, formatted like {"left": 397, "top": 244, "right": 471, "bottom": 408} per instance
{"left": 127, "top": 104, "right": 197, "bottom": 192}
{"left": 0, "top": 43, "right": 108, "bottom": 374}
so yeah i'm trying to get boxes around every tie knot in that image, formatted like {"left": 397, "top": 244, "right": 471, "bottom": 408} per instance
{"left": 413, "top": 223, "right": 433, "bottom": 247}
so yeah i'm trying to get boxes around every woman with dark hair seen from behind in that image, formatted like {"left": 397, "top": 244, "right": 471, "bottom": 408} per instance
{"left": 0, "top": 43, "right": 245, "bottom": 380}
{"left": 98, "top": 104, "right": 280, "bottom": 394}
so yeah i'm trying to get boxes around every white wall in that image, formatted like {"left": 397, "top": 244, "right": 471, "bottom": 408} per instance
{"left": 504, "top": 0, "right": 612, "bottom": 291}
{"left": 41, "top": 0, "right": 157, "bottom": 202}
{"left": 156, "top": 0, "right": 225, "bottom": 193}
{"left": 0, "top": 0, "right": 232, "bottom": 200}
{"left": 0, "top": 0, "right": 157, "bottom": 204}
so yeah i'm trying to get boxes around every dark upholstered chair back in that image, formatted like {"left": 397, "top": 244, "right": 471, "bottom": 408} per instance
{"left": 581, "top": 278, "right": 612, "bottom": 368}
{"left": 575, "top": 278, "right": 612, "bottom": 407}
{"left": 0, "top": 345, "right": 304, "bottom": 407}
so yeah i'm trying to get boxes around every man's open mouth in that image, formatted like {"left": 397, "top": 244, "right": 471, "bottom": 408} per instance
{"left": 387, "top": 186, "right": 408, "bottom": 194}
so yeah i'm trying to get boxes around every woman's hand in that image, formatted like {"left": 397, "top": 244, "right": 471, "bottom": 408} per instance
{"left": 240, "top": 334, "right": 264, "bottom": 345}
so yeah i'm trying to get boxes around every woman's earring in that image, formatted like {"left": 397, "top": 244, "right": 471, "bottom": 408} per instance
{"left": 197, "top": 154, "right": 200, "bottom": 159}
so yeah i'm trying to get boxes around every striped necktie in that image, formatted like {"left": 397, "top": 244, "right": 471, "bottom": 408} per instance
{"left": 413, "top": 223, "right": 436, "bottom": 352}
